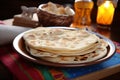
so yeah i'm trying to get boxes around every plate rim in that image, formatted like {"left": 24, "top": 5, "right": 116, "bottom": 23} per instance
{"left": 13, "top": 27, "right": 116, "bottom": 67}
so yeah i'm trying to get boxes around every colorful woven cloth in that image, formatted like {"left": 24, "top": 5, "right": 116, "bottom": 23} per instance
{"left": 0, "top": 44, "right": 69, "bottom": 80}
{"left": 0, "top": 42, "right": 120, "bottom": 80}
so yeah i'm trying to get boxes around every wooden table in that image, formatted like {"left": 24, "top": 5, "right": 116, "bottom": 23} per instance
{"left": 2, "top": 19, "right": 120, "bottom": 80}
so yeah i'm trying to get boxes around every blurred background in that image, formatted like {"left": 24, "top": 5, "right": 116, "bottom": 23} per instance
{"left": 0, "top": 0, "right": 119, "bottom": 20}
{"left": 0, "top": 0, "right": 119, "bottom": 23}
{"left": 0, "top": 0, "right": 73, "bottom": 20}
{"left": 0, "top": 0, "right": 120, "bottom": 40}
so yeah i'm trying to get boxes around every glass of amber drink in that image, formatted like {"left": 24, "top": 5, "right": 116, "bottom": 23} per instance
{"left": 71, "top": 0, "right": 94, "bottom": 28}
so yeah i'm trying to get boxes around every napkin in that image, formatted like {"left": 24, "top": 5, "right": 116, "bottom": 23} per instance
{"left": 0, "top": 24, "right": 32, "bottom": 45}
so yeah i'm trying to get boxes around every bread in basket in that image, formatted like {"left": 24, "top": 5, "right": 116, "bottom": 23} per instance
{"left": 37, "top": 2, "right": 74, "bottom": 27}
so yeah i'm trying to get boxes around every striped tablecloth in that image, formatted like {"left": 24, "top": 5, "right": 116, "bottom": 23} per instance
{"left": 0, "top": 42, "right": 120, "bottom": 80}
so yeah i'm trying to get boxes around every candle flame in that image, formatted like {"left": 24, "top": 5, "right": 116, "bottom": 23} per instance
{"left": 104, "top": 1, "right": 111, "bottom": 8}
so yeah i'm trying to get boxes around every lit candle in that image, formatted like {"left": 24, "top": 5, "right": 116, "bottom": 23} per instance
{"left": 97, "top": 1, "right": 115, "bottom": 25}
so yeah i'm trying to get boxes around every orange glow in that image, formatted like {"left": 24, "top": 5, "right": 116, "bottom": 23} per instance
{"left": 97, "top": 1, "right": 115, "bottom": 25}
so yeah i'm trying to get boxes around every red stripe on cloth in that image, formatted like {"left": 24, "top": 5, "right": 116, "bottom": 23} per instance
{"left": 0, "top": 46, "right": 33, "bottom": 80}
{"left": 113, "top": 41, "right": 120, "bottom": 54}
{"left": 0, "top": 45, "right": 45, "bottom": 80}
{"left": 49, "top": 69, "right": 68, "bottom": 80}
{"left": 19, "top": 61, "right": 44, "bottom": 80}
{"left": 32, "top": 68, "right": 45, "bottom": 80}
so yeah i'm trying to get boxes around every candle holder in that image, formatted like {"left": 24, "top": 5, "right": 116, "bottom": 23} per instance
{"left": 96, "top": 0, "right": 118, "bottom": 30}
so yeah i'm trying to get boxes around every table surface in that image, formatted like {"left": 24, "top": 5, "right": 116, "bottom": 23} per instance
{"left": 2, "top": 19, "right": 120, "bottom": 80}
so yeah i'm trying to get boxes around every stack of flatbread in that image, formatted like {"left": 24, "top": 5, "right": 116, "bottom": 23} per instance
{"left": 23, "top": 27, "right": 108, "bottom": 63}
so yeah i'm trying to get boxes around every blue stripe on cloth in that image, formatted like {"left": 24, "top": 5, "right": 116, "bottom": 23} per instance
{"left": 62, "top": 53, "right": 120, "bottom": 79}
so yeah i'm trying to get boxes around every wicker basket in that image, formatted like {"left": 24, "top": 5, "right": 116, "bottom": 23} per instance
{"left": 37, "top": 3, "right": 74, "bottom": 27}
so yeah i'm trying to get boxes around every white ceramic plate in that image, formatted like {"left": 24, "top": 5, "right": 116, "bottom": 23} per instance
{"left": 13, "top": 27, "right": 116, "bottom": 67}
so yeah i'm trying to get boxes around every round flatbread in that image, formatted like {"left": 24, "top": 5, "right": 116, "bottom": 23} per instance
{"left": 26, "top": 42, "right": 100, "bottom": 57}
{"left": 25, "top": 38, "right": 108, "bottom": 63}
{"left": 23, "top": 27, "right": 99, "bottom": 54}
{"left": 26, "top": 44, "right": 58, "bottom": 57}
{"left": 23, "top": 27, "right": 109, "bottom": 64}
{"left": 40, "top": 46, "right": 108, "bottom": 63}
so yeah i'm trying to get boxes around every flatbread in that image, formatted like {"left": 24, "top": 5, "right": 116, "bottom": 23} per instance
{"left": 25, "top": 38, "right": 108, "bottom": 63}
{"left": 26, "top": 42, "right": 100, "bottom": 57}
{"left": 23, "top": 27, "right": 109, "bottom": 64}
{"left": 23, "top": 27, "right": 99, "bottom": 54}
{"left": 40, "top": 46, "right": 107, "bottom": 63}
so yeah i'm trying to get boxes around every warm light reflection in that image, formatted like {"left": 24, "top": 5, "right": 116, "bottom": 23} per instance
{"left": 97, "top": 1, "right": 115, "bottom": 25}
{"left": 104, "top": 1, "right": 110, "bottom": 8}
